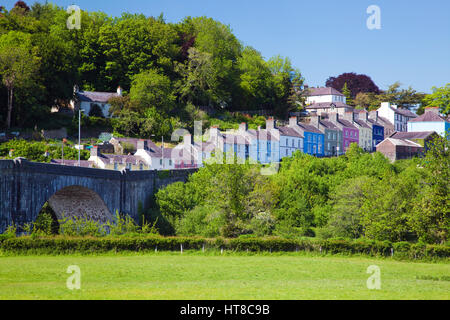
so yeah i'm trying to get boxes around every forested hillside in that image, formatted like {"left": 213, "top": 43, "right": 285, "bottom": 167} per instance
{"left": 0, "top": 2, "right": 304, "bottom": 132}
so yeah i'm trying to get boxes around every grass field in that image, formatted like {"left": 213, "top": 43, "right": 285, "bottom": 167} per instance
{"left": 0, "top": 252, "right": 448, "bottom": 300}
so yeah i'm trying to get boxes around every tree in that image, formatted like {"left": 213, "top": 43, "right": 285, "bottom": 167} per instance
{"left": 422, "top": 83, "right": 450, "bottom": 116}
{"left": 409, "top": 135, "right": 449, "bottom": 244}
{"left": 0, "top": 32, "right": 40, "bottom": 129}
{"left": 267, "top": 55, "right": 304, "bottom": 117}
{"left": 129, "top": 69, "right": 176, "bottom": 113}
{"left": 175, "top": 47, "right": 217, "bottom": 106}
{"left": 378, "top": 82, "right": 425, "bottom": 110}
{"left": 326, "top": 72, "right": 380, "bottom": 98}
{"left": 354, "top": 92, "right": 370, "bottom": 109}
{"left": 236, "top": 46, "right": 272, "bottom": 110}
{"left": 341, "top": 82, "right": 354, "bottom": 106}
{"left": 325, "top": 177, "right": 373, "bottom": 239}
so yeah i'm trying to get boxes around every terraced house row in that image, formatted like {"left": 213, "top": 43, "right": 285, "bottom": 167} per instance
{"left": 51, "top": 87, "right": 449, "bottom": 170}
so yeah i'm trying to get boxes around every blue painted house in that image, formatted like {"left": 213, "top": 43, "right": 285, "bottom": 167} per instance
{"left": 358, "top": 111, "right": 384, "bottom": 151}
{"left": 288, "top": 117, "right": 324, "bottom": 157}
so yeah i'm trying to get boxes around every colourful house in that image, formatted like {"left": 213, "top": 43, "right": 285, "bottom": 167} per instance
{"left": 309, "top": 113, "right": 341, "bottom": 156}
{"left": 407, "top": 107, "right": 449, "bottom": 138}
{"left": 329, "top": 112, "right": 359, "bottom": 152}
{"left": 288, "top": 117, "right": 324, "bottom": 157}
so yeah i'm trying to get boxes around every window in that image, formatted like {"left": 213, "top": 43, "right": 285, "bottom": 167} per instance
{"left": 114, "top": 163, "right": 118, "bottom": 170}
{"left": 160, "top": 159, "right": 163, "bottom": 165}
{"left": 169, "top": 160, "right": 172, "bottom": 166}
{"left": 292, "top": 139, "right": 294, "bottom": 147}
{"left": 327, "top": 142, "right": 330, "bottom": 150}
{"left": 139, "top": 163, "right": 143, "bottom": 170}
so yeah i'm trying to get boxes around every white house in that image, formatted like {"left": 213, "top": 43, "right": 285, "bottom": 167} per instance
{"left": 407, "top": 107, "right": 449, "bottom": 138}
{"left": 71, "top": 85, "right": 123, "bottom": 118}
{"left": 305, "top": 87, "right": 354, "bottom": 115}
{"left": 266, "top": 118, "right": 304, "bottom": 160}
{"left": 377, "top": 102, "right": 417, "bottom": 132}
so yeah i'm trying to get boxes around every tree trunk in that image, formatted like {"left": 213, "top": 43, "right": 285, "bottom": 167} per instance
{"left": 6, "top": 86, "right": 13, "bottom": 129}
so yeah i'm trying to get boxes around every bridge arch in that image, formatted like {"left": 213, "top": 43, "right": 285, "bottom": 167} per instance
{"left": 45, "top": 185, "right": 113, "bottom": 225}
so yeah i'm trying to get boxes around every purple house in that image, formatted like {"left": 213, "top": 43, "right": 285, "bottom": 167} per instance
{"left": 329, "top": 112, "right": 359, "bottom": 152}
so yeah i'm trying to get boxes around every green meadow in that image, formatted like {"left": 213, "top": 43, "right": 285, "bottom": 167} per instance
{"left": 0, "top": 252, "right": 448, "bottom": 300}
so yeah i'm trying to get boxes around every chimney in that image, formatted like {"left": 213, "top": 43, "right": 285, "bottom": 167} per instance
{"left": 91, "top": 146, "right": 98, "bottom": 157}
{"left": 266, "top": 118, "right": 275, "bottom": 130}
{"left": 289, "top": 116, "right": 298, "bottom": 127}
{"left": 117, "top": 86, "right": 123, "bottom": 96}
{"left": 137, "top": 139, "right": 148, "bottom": 150}
{"left": 329, "top": 112, "right": 339, "bottom": 124}
{"left": 239, "top": 122, "right": 248, "bottom": 132}
{"left": 310, "top": 112, "right": 320, "bottom": 128}
{"left": 210, "top": 126, "right": 220, "bottom": 139}
{"left": 344, "top": 111, "right": 355, "bottom": 123}
{"left": 425, "top": 106, "right": 440, "bottom": 115}
{"left": 184, "top": 134, "right": 193, "bottom": 146}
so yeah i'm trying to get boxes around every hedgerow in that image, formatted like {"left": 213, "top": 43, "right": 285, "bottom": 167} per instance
{"left": 0, "top": 236, "right": 448, "bottom": 260}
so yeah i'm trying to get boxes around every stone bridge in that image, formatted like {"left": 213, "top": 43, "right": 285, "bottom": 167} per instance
{"left": 0, "top": 159, "right": 196, "bottom": 233}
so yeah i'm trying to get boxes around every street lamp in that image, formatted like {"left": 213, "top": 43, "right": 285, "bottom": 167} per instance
{"left": 78, "top": 109, "right": 84, "bottom": 166}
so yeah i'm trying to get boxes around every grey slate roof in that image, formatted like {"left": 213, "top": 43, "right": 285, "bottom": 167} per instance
{"left": 297, "top": 123, "right": 324, "bottom": 134}
{"left": 354, "top": 119, "right": 371, "bottom": 129}
{"left": 409, "top": 110, "right": 447, "bottom": 122}
{"left": 305, "top": 87, "right": 344, "bottom": 97}
{"left": 51, "top": 159, "right": 95, "bottom": 168}
{"left": 77, "top": 91, "right": 119, "bottom": 103}
{"left": 389, "top": 131, "right": 437, "bottom": 140}
{"left": 337, "top": 119, "right": 357, "bottom": 130}
{"left": 320, "top": 120, "right": 339, "bottom": 130}
{"left": 391, "top": 107, "right": 417, "bottom": 118}
{"left": 278, "top": 126, "right": 304, "bottom": 138}
{"left": 381, "top": 138, "right": 423, "bottom": 147}
{"left": 100, "top": 154, "right": 146, "bottom": 165}
{"left": 306, "top": 102, "right": 352, "bottom": 110}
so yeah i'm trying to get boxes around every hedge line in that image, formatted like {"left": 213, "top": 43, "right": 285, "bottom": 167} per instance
{"left": 0, "top": 236, "right": 448, "bottom": 260}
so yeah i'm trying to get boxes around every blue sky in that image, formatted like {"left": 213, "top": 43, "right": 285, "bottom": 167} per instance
{"left": 5, "top": 0, "right": 450, "bottom": 93}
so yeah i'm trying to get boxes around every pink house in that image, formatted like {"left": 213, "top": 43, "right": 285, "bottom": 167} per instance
{"left": 329, "top": 112, "right": 359, "bottom": 152}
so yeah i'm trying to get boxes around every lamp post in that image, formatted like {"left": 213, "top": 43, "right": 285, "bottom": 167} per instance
{"left": 62, "top": 138, "right": 67, "bottom": 165}
{"left": 161, "top": 136, "right": 164, "bottom": 170}
{"left": 78, "top": 109, "right": 84, "bottom": 166}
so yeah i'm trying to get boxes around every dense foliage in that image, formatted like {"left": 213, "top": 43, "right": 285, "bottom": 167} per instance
{"left": 325, "top": 72, "right": 380, "bottom": 97}
{"left": 0, "top": 138, "right": 89, "bottom": 162}
{"left": 0, "top": 2, "right": 304, "bottom": 132}
{"left": 152, "top": 138, "right": 449, "bottom": 244}
{"left": 0, "top": 235, "right": 448, "bottom": 260}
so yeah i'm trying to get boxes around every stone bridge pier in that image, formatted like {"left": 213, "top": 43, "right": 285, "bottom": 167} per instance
{"left": 0, "top": 159, "right": 195, "bottom": 233}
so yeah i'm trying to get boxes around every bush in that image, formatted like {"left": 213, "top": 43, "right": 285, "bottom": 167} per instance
{"left": 1, "top": 235, "right": 448, "bottom": 260}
